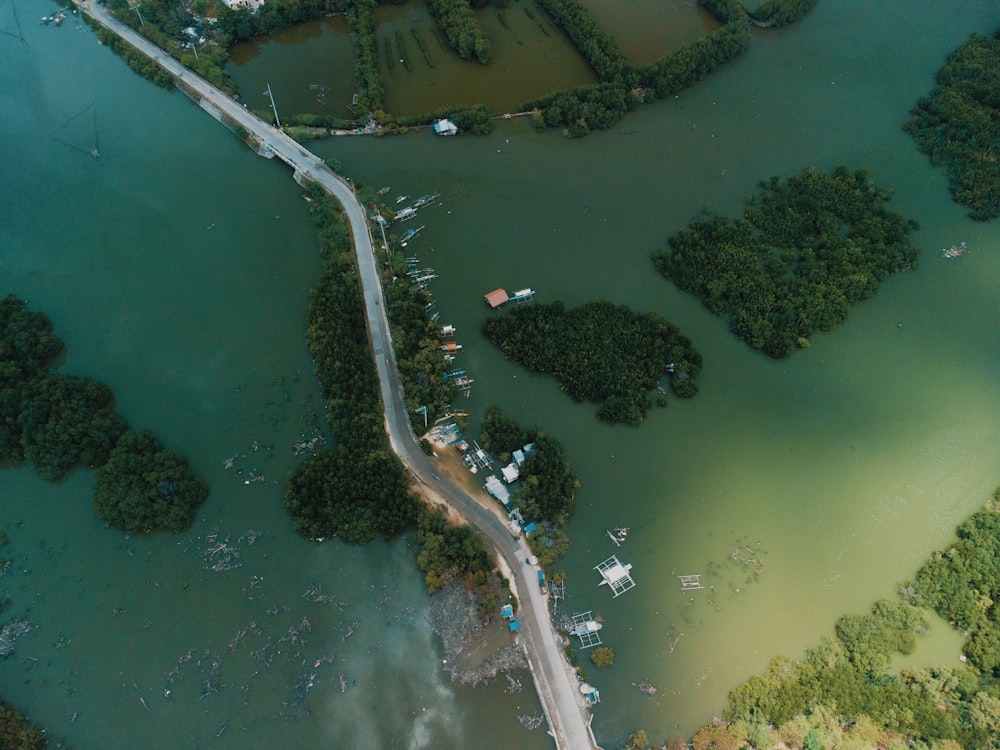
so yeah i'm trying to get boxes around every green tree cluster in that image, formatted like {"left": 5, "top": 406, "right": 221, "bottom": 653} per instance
{"left": 93, "top": 429, "right": 208, "bottom": 535}
{"left": 0, "top": 296, "right": 63, "bottom": 460}
{"left": 284, "top": 443, "right": 413, "bottom": 544}
{"left": 215, "top": 0, "right": 339, "bottom": 42}
{"left": 283, "top": 185, "right": 417, "bottom": 543}
{"left": 834, "top": 599, "right": 928, "bottom": 677}
{"left": 426, "top": 0, "right": 491, "bottom": 63}
{"left": 479, "top": 407, "right": 579, "bottom": 527}
{"left": 19, "top": 374, "right": 127, "bottom": 481}
{"left": 535, "top": 0, "right": 630, "bottom": 83}
{"left": 348, "top": 0, "right": 385, "bottom": 116}
{"left": 522, "top": 0, "right": 755, "bottom": 135}
{"left": 913, "top": 502, "right": 1000, "bottom": 677}
{"left": 526, "top": 522, "right": 570, "bottom": 568}
{"left": 104, "top": 0, "right": 234, "bottom": 91}
{"left": 482, "top": 300, "right": 702, "bottom": 425}
{"left": 697, "top": 0, "right": 746, "bottom": 25}
{"left": 636, "top": 20, "right": 749, "bottom": 101}
{"left": 750, "top": 0, "right": 816, "bottom": 28}
{"left": 518, "top": 434, "right": 578, "bottom": 525}
{"left": 590, "top": 645, "right": 614, "bottom": 667}
{"left": 92, "top": 23, "right": 175, "bottom": 89}
{"left": 413, "top": 505, "right": 491, "bottom": 589}
{"left": 904, "top": 30, "right": 1000, "bottom": 221}
{"left": 386, "top": 103, "right": 494, "bottom": 135}
{"left": 1, "top": 296, "right": 207, "bottom": 534}
{"left": 653, "top": 167, "right": 920, "bottom": 358}
{"left": 525, "top": 82, "right": 640, "bottom": 137}
{"left": 479, "top": 405, "right": 528, "bottom": 460}
{"left": 382, "top": 281, "right": 455, "bottom": 434}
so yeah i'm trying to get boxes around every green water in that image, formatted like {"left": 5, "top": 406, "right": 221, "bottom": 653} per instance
{"left": 227, "top": 15, "right": 359, "bottom": 121}
{"left": 4, "top": 1, "right": 1000, "bottom": 748}
{"left": 579, "top": 0, "right": 720, "bottom": 67}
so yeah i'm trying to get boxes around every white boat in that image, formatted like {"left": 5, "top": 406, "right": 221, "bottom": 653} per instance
{"left": 569, "top": 619, "right": 603, "bottom": 636}
{"left": 942, "top": 241, "right": 967, "bottom": 259}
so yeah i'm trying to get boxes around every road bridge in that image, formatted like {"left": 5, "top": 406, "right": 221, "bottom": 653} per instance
{"left": 78, "top": 3, "right": 603, "bottom": 748}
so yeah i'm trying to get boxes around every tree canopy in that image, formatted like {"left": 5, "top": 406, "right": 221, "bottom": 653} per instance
{"left": 426, "top": 0, "right": 491, "bottom": 64}
{"left": 20, "top": 374, "right": 127, "bottom": 482}
{"left": 1, "top": 295, "right": 65, "bottom": 461}
{"left": 653, "top": 167, "right": 920, "bottom": 358}
{"left": 93, "top": 429, "right": 208, "bottom": 534}
{"left": 479, "top": 406, "right": 579, "bottom": 527}
{"left": 1, "top": 295, "right": 209, "bottom": 532}
{"left": 904, "top": 29, "right": 1000, "bottom": 221}
{"left": 283, "top": 185, "right": 418, "bottom": 544}
{"left": 482, "top": 300, "right": 701, "bottom": 425}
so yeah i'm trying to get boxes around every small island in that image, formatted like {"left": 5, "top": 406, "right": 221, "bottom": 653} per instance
{"left": 904, "top": 29, "right": 1000, "bottom": 221}
{"left": 1, "top": 295, "right": 207, "bottom": 534}
{"left": 482, "top": 300, "right": 702, "bottom": 426}
{"left": 653, "top": 167, "right": 920, "bottom": 359}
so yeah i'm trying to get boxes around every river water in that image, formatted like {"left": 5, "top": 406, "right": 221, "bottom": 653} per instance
{"left": 3, "top": 1, "right": 1000, "bottom": 747}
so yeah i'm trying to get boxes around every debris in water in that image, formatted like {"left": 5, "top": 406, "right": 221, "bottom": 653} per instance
{"left": 517, "top": 713, "right": 544, "bottom": 730}
{"left": 0, "top": 620, "right": 33, "bottom": 656}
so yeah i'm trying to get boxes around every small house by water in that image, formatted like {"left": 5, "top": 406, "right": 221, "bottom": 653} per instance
{"left": 485, "top": 475, "right": 511, "bottom": 507}
{"left": 433, "top": 119, "right": 458, "bottom": 136}
{"left": 484, "top": 288, "right": 509, "bottom": 308}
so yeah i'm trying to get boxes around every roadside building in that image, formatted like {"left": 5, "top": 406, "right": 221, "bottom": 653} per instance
{"left": 433, "top": 118, "right": 458, "bottom": 136}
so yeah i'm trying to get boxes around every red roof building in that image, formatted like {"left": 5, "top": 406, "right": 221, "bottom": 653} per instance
{"left": 484, "top": 288, "right": 509, "bottom": 308}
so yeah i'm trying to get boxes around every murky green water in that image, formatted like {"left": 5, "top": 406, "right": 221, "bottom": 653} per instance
{"left": 579, "top": 0, "right": 720, "bottom": 67}
{"left": 227, "top": 15, "right": 359, "bottom": 121}
{"left": 4, "top": 1, "right": 1000, "bottom": 748}
{"left": 229, "top": 1, "right": 596, "bottom": 118}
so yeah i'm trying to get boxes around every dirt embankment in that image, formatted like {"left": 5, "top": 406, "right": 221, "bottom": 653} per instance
{"left": 409, "top": 434, "right": 509, "bottom": 528}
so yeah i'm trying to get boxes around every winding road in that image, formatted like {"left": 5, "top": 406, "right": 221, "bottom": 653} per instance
{"left": 78, "top": 3, "right": 603, "bottom": 748}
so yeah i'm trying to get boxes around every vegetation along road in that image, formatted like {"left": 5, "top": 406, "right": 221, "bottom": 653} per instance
{"left": 77, "top": 2, "right": 602, "bottom": 747}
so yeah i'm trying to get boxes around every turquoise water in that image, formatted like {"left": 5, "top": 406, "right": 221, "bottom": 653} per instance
{"left": 4, "top": 1, "right": 1000, "bottom": 748}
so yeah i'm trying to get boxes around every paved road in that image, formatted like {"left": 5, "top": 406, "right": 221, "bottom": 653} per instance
{"left": 79, "top": 4, "right": 602, "bottom": 747}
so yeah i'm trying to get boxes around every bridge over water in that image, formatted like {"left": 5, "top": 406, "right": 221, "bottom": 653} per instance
{"left": 78, "top": 3, "right": 603, "bottom": 748}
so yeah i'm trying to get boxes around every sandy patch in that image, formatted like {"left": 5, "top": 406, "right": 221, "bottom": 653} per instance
{"left": 410, "top": 433, "right": 511, "bottom": 529}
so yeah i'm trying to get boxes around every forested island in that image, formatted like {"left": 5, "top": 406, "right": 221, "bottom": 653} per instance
{"left": 904, "top": 29, "right": 1000, "bottom": 221}
{"left": 660, "top": 488, "right": 1000, "bottom": 750}
{"left": 0, "top": 295, "right": 207, "bottom": 534}
{"left": 653, "top": 167, "right": 920, "bottom": 359}
{"left": 482, "top": 300, "right": 702, "bottom": 425}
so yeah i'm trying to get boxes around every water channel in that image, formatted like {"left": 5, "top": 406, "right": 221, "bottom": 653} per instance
{"left": 3, "top": 0, "right": 1000, "bottom": 747}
